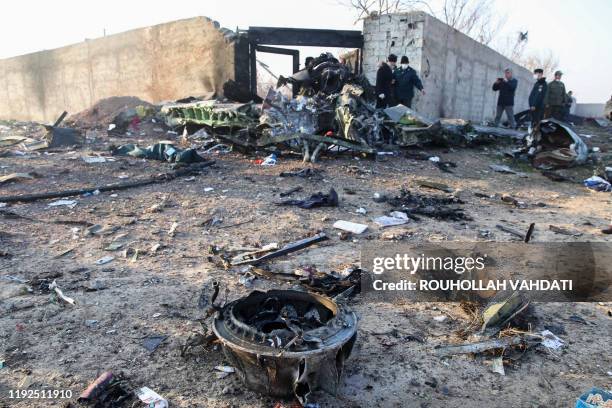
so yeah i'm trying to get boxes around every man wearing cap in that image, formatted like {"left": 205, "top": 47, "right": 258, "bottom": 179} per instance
{"left": 544, "top": 70, "right": 568, "bottom": 120}
{"left": 492, "top": 68, "right": 518, "bottom": 128}
{"left": 375, "top": 54, "right": 397, "bottom": 108}
{"left": 528, "top": 68, "right": 547, "bottom": 126}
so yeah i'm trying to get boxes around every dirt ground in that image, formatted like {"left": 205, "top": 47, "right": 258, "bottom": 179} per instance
{"left": 0, "top": 120, "right": 611, "bottom": 408}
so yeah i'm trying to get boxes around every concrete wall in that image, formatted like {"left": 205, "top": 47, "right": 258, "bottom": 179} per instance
{"left": 363, "top": 12, "right": 534, "bottom": 122}
{"left": 575, "top": 103, "right": 605, "bottom": 118}
{"left": 0, "top": 17, "right": 237, "bottom": 122}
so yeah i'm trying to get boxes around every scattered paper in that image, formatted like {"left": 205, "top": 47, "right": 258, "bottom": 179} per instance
{"left": 374, "top": 211, "right": 409, "bottom": 227}
{"left": 540, "top": 330, "right": 565, "bottom": 350}
{"left": 333, "top": 220, "right": 368, "bottom": 234}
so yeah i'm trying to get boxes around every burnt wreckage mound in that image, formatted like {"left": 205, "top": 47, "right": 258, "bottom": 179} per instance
{"left": 213, "top": 290, "right": 357, "bottom": 404}
{"left": 160, "top": 51, "right": 529, "bottom": 163}
{"left": 387, "top": 189, "right": 470, "bottom": 221}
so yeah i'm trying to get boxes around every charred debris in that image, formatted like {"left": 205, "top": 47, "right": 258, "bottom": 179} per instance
{"left": 161, "top": 53, "right": 528, "bottom": 163}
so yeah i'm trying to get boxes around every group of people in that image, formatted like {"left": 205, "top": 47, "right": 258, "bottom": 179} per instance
{"left": 374, "top": 54, "right": 425, "bottom": 109}
{"left": 494, "top": 67, "right": 576, "bottom": 128}
{"left": 348, "top": 52, "right": 584, "bottom": 129}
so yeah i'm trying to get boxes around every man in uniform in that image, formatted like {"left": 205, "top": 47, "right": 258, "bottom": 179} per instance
{"left": 544, "top": 70, "right": 568, "bottom": 120}
{"left": 528, "top": 68, "right": 547, "bottom": 126}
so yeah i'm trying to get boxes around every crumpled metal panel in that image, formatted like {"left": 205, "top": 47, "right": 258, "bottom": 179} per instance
{"left": 259, "top": 88, "right": 324, "bottom": 138}
{"left": 335, "top": 84, "right": 383, "bottom": 148}
{"left": 161, "top": 100, "right": 258, "bottom": 128}
{"left": 526, "top": 119, "right": 588, "bottom": 168}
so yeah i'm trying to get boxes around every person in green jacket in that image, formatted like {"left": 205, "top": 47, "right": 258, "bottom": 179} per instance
{"left": 544, "top": 70, "right": 568, "bottom": 121}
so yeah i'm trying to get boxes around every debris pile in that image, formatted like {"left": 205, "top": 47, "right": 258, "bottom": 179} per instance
{"left": 158, "top": 72, "right": 529, "bottom": 162}
{"left": 525, "top": 119, "right": 588, "bottom": 168}
{"left": 387, "top": 189, "right": 469, "bottom": 221}
{"left": 434, "top": 291, "right": 568, "bottom": 377}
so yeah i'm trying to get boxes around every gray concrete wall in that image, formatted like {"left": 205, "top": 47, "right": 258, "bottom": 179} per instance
{"left": 0, "top": 17, "right": 237, "bottom": 122}
{"left": 575, "top": 103, "right": 605, "bottom": 118}
{"left": 363, "top": 12, "right": 534, "bottom": 122}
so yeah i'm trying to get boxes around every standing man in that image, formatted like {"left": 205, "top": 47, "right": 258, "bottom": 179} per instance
{"left": 544, "top": 70, "right": 568, "bottom": 120}
{"left": 304, "top": 56, "right": 314, "bottom": 69}
{"left": 605, "top": 94, "right": 612, "bottom": 120}
{"left": 375, "top": 54, "right": 397, "bottom": 109}
{"left": 528, "top": 68, "right": 547, "bottom": 126}
{"left": 565, "top": 90, "right": 577, "bottom": 121}
{"left": 568, "top": 91, "right": 577, "bottom": 114}
{"left": 393, "top": 56, "right": 425, "bottom": 108}
{"left": 492, "top": 68, "right": 518, "bottom": 128}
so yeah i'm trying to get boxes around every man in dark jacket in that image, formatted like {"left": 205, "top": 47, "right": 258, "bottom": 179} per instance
{"left": 492, "top": 68, "right": 518, "bottom": 128}
{"left": 393, "top": 56, "right": 425, "bottom": 108}
{"left": 528, "top": 68, "right": 547, "bottom": 126}
{"left": 544, "top": 70, "right": 567, "bottom": 120}
{"left": 375, "top": 54, "right": 396, "bottom": 108}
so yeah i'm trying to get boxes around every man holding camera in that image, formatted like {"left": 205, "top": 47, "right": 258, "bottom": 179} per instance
{"left": 492, "top": 68, "right": 518, "bottom": 128}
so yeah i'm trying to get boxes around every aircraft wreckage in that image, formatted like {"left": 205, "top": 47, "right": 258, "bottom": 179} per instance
{"left": 161, "top": 53, "right": 528, "bottom": 162}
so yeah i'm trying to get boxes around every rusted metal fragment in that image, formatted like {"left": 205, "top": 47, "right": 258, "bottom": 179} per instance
{"left": 213, "top": 290, "right": 357, "bottom": 403}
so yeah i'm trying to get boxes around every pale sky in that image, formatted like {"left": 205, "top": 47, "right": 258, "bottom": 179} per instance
{"left": 1, "top": 0, "right": 611, "bottom": 103}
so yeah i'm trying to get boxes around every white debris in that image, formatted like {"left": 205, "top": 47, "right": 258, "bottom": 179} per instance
{"left": 540, "top": 330, "right": 565, "bottom": 350}
{"left": 491, "top": 356, "right": 505, "bottom": 376}
{"left": 49, "top": 280, "right": 76, "bottom": 305}
{"left": 214, "top": 365, "right": 236, "bottom": 379}
{"left": 374, "top": 211, "right": 409, "bottom": 227}
{"left": 135, "top": 387, "right": 168, "bottom": 408}
{"left": 167, "top": 222, "right": 178, "bottom": 237}
{"left": 82, "top": 156, "right": 107, "bottom": 163}
{"left": 95, "top": 255, "right": 115, "bottom": 265}
{"left": 48, "top": 200, "right": 77, "bottom": 209}
{"left": 204, "top": 187, "right": 214, "bottom": 192}
{"left": 333, "top": 220, "right": 368, "bottom": 234}
{"left": 108, "top": 124, "right": 116, "bottom": 131}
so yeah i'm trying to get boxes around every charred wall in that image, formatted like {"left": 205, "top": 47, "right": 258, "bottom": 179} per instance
{"left": 0, "top": 17, "right": 238, "bottom": 122}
